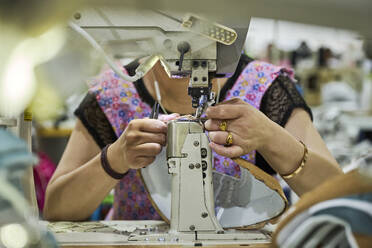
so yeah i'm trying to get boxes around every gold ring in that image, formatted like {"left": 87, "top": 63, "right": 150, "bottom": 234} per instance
{"left": 219, "top": 120, "right": 227, "bottom": 131}
{"left": 225, "top": 132, "right": 233, "bottom": 146}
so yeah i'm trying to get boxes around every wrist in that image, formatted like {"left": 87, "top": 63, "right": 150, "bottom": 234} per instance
{"left": 258, "top": 119, "right": 279, "bottom": 152}
{"left": 107, "top": 143, "right": 129, "bottom": 174}
{"left": 257, "top": 121, "right": 304, "bottom": 175}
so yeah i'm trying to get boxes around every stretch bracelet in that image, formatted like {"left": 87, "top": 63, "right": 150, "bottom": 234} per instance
{"left": 281, "top": 141, "right": 308, "bottom": 180}
{"left": 101, "top": 144, "right": 128, "bottom": 180}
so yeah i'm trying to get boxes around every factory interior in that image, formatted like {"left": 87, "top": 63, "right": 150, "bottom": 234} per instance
{"left": 0, "top": 0, "right": 371, "bottom": 247}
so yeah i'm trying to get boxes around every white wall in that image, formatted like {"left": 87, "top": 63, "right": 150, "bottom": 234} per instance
{"left": 245, "top": 17, "right": 364, "bottom": 60}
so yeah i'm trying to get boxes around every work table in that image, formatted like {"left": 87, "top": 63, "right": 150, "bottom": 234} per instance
{"left": 42, "top": 220, "right": 272, "bottom": 247}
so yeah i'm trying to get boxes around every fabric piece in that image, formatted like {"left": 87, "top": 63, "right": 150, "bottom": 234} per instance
{"left": 87, "top": 60, "right": 293, "bottom": 220}
{"left": 272, "top": 169, "right": 372, "bottom": 247}
{"left": 278, "top": 214, "right": 358, "bottom": 248}
{"left": 0, "top": 130, "right": 37, "bottom": 169}
{"left": 0, "top": 130, "right": 37, "bottom": 212}
{"left": 33, "top": 152, "right": 56, "bottom": 212}
{"left": 311, "top": 194, "right": 372, "bottom": 235}
{"left": 233, "top": 158, "right": 288, "bottom": 226}
{"left": 140, "top": 152, "right": 288, "bottom": 228}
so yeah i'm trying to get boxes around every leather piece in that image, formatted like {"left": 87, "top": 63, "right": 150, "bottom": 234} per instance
{"left": 272, "top": 170, "right": 372, "bottom": 247}
{"left": 233, "top": 158, "right": 289, "bottom": 228}
{"left": 140, "top": 155, "right": 289, "bottom": 229}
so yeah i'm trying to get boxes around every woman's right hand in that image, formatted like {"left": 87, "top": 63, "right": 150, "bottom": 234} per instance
{"left": 108, "top": 114, "right": 179, "bottom": 173}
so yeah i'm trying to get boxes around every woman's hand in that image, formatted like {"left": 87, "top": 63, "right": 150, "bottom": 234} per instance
{"left": 205, "top": 98, "right": 275, "bottom": 158}
{"left": 109, "top": 114, "right": 179, "bottom": 172}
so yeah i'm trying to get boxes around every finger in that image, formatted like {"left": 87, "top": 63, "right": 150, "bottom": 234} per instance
{"left": 209, "top": 142, "right": 244, "bottom": 158}
{"left": 216, "top": 98, "right": 243, "bottom": 105}
{"left": 135, "top": 143, "right": 162, "bottom": 156}
{"left": 134, "top": 156, "right": 156, "bottom": 168}
{"left": 135, "top": 132, "right": 166, "bottom": 146}
{"left": 205, "top": 119, "right": 238, "bottom": 131}
{"left": 206, "top": 104, "right": 243, "bottom": 120}
{"left": 158, "top": 113, "right": 180, "bottom": 122}
{"left": 208, "top": 131, "right": 241, "bottom": 146}
{"left": 204, "top": 119, "right": 241, "bottom": 132}
{"left": 126, "top": 131, "right": 166, "bottom": 146}
{"left": 204, "top": 119, "right": 219, "bottom": 131}
{"left": 129, "top": 119, "right": 167, "bottom": 133}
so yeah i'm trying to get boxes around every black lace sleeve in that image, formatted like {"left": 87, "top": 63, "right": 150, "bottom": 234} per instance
{"left": 256, "top": 74, "right": 313, "bottom": 174}
{"left": 74, "top": 92, "right": 117, "bottom": 149}
{"left": 261, "top": 74, "right": 313, "bottom": 125}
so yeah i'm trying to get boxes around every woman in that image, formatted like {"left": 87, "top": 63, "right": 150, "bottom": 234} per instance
{"left": 44, "top": 54, "right": 342, "bottom": 221}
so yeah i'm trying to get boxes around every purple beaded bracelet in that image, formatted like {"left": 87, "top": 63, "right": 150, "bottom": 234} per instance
{"left": 101, "top": 144, "right": 127, "bottom": 180}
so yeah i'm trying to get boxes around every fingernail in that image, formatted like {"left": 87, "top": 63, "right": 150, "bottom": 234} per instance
{"left": 167, "top": 113, "right": 180, "bottom": 119}
{"left": 156, "top": 121, "right": 166, "bottom": 127}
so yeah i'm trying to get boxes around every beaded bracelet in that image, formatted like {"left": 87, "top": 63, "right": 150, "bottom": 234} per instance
{"left": 101, "top": 144, "right": 128, "bottom": 180}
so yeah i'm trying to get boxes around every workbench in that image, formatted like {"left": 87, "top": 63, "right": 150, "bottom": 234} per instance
{"left": 43, "top": 221, "right": 272, "bottom": 248}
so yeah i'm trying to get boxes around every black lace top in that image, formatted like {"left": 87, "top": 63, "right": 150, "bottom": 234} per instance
{"left": 75, "top": 54, "right": 313, "bottom": 175}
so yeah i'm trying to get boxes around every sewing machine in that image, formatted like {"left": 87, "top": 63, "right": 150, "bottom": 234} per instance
{"left": 65, "top": 7, "right": 287, "bottom": 245}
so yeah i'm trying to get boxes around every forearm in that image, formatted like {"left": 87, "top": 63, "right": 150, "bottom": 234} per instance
{"left": 259, "top": 121, "right": 343, "bottom": 195}
{"left": 44, "top": 153, "right": 120, "bottom": 221}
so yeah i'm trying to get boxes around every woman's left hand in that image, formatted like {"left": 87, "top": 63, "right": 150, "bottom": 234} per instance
{"left": 205, "top": 98, "right": 275, "bottom": 158}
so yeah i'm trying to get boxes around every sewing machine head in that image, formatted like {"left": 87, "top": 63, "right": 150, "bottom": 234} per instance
{"left": 70, "top": 8, "right": 249, "bottom": 115}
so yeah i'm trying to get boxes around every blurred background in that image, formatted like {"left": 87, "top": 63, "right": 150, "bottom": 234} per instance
{"left": 245, "top": 18, "right": 372, "bottom": 169}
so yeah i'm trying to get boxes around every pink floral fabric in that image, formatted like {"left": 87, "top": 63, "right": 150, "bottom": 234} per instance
{"left": 33, "top": 152, "right": 56, "bottom": 212}
{"left": 89, "top": 60, "right": 291, "bottom": 220}
{"left": 213, "top": 61, "right": 293, "bottom": 177}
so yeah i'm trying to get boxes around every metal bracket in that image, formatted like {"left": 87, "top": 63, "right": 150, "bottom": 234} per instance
{"left": 188, "top": 60, "right": 211, "bottom": 108}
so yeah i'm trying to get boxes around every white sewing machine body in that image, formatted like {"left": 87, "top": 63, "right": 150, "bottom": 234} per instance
{"left": 133, "top": 119, "right": 286, "bottom": 243}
